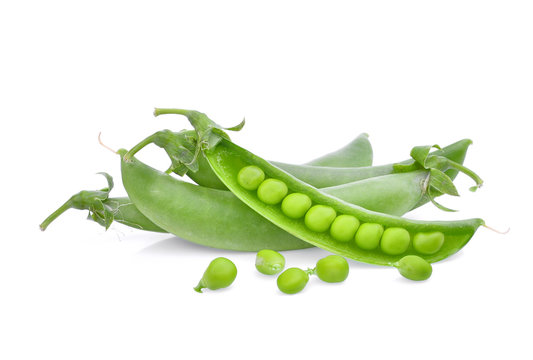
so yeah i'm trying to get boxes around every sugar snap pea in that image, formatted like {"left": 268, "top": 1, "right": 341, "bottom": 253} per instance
{"left": 162, "top": 109, "right": 485, "bottom": 265}
{"left": 40, "top": 132, "right": 374, "bottom": 232}
{"left": 137, "top": 129, "right": 373, "bottom": 190}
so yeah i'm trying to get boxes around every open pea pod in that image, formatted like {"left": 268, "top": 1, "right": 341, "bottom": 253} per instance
{"left": 158, "top": 108, "right": 485, "bottom": 265}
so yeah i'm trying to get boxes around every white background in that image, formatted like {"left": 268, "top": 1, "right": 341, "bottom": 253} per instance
{"left": 1, "top": 1, "right": 532, "bottom": 359}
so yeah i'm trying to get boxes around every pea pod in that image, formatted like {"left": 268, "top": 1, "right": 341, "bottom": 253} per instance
{"left": 161, "top": 109, "right": 485, "bottom": 265}
{"left": 40, "top": 132, "right": 374, "bottom": 232}
{"left": 145, "top": 127, "right": 474, "bottom": 198}
{"left": 134, "top": 129, "right": 373, "bottom": 190}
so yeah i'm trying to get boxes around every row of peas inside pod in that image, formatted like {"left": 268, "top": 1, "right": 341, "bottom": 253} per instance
{"left": 193, "top": 250, "right": 432, "bottom": 295}
{"left": 238, "top": 166, "right": 445, "bottom": 257}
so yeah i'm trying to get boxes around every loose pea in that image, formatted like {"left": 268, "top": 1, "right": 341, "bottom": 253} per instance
{"left": 255, "top": 249, "right": 285, "bottom": 275}
{"left": 380, "top": 227, "right": 410, "bottom": 255}
{"left": 304, "top": 205, "right": 337, "bottom": 232}
{"left": 237, "top": 165, "right": 265, "bottom": 190}
{"left": 395, "top": 255, "right": 432, "bottom": 281}
{"left": 330, "top": 215, "right": 360, "bottom": 242}
{"left": 257, "top": 179, "right": 288, "bottom": 205}
{"left": 355, "top": 223, "right": 384, "bottom": 250}
{"left": 193, "top": 257, "right": 237, "bottom": 293}
{"left": 413, "top": 231, "right": 445, "bottom": 255}
{"left": 277, "top": 268, "right": 309, "bottom": 294}
{"left": 315, "top": 255, "right": 349, "bottom": 283}
{"left": 281, "top": 193, "right": 312, "bottom": 219}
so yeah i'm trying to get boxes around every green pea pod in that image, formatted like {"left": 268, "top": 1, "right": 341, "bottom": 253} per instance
{"left": 187, "top": 132, "right": 373, "bottom": 189}
{"left": 158, "top": 109, "right": 485, "bottom": 265}
{"left": 40, "top": 131, "right": 374, "bottom": 232}
{"left": 147, "top": 124, "right": 472, "bottom": 192}
{"left": 121, "top": 153, "right": 313, "bottom": 251}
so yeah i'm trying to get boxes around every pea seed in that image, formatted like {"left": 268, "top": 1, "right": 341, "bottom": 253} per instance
{"left": 255, "top": 249, "right": 285, "bottom": 275}
{"left": 281, "top": 193, "right": 312, "bottom": 219}
{"left": 257, "top": 178, "right": 288, "bottom": 205}
{"left": 330, "top": 215, "right": 360, "bottom": 242}
{"left": 355, "top": 223, "right": 384, "bottom": 250}
{"left": 413, "top": 231, "right": 445, "bottom": 255}
{"left": 277, "top": 268, "right": 309, "bottom": 294}
{"left": 395, "top": 255, "right": 432, "bottom": 281}
{"left": 193, "top": 257, "right": 237, "bottom": 293}
{"left": 237, "top": 165, "right": 265, "bottom": 190}
{"left": 380, "top": 227, "right": 410, "bottom": 255}
{"left": 315, "top": 255, "right": 349, "bottom": 283}
{"left": 304, "top": 205, "right": 337, "bottom": 232}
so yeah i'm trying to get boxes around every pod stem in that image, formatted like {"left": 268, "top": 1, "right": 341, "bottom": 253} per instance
{"left": 445, "top": 159, "right": 484, "bottom": 191}
{"left": 123, "top": 134, "right": 158, "bottom": 161}
{"left": 39, "top": 199, "right": 73, "bottom": 231}
{"left": 193, "top": 281, "right": 205, "bottom": 293}
{"left": 154, "top": 108, "right": 191, "bottom": 117}
{"left": 305, "top": 268, "right": 316, "bottom": 276}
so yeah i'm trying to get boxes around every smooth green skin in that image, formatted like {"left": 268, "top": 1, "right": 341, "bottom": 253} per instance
{"left": 395, "top": 255, "right": 432, "bottom": 281}
{"left": 281, "top": 193, "right": 312, "bottom": 219}
{"left": 255, "top": 249, "right": 285, "bottom": 275}
{"left": 380, "top": 228, "right": 411, "bottom": 255}
{"left": 304, "top": 205, "right": 337, "bottom": 233}
{"left": 237, "top": 165, "right": 265, "bottom": 190}
{"left": 354, "top": 223, "right": 384, "bottom": 250}
{"left": 257, "top": 179, "right": 288, "bottom": 205}
{"left": 277, "top": 268, "right": 309, "bottom": 294}
{"left": 270, "top": 139, "right": 472, "bottom": 189}
{"left": 122, "top": 155, "right": 312, "bottom": 251}
{"left": 314, "top": 255, "right": 349, "bottom": 283}
{"left": 413, "top": 232, "right": 445, "bottom": 255}
{"left": 188, "top": 133, "right": 374, "bottom": 190}
{"left": 305, "top": 133, "right": 372, "bottom": 167}
{"left": 194, "top": 257, "right": 237, "bottom": 293}
{"left": 330, "top": 215, "right": 360, "bottom": 242}
{"left": 203, "top": 138, "right": 484, "bottom": 265}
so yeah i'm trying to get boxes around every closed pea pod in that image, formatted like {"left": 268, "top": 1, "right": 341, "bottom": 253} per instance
{"left": 256, "top": 249, "right": 285, "bottom": 275}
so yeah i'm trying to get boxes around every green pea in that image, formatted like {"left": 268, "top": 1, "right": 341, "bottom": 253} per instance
{"left": 193, "top": 257, "right": 237, "bottom": 293}
{"left": 255, "top": 249, "right": 285, "bottom": 275}
{"left": 395, "top": 255, "right": 432, "bottom": 281}
{"left": 354, "top": 223, "right": 384, "bottom": 250}
{"left": 413, "top": 231, "right": 445, "bottom": 255}
{"left": 315, "top": 255, "right": 349, "bottom": 283}
{"left": 330, "top": 215, "right": 360, "bottom": 242}
{"left": 237, "top": 165, "right": 265, "bottom": 190}
{"left": 281, "top": 193, "right": 312, "bottom": 219}
{"left": 304, "top": 205, "right": 337, "bottom": 232}
{"left": 277, "top": 268, "right": 309, "bottom": 294}
{"left": 380, "top": 227, "right": 410, "bottom": 255}
{"left": 257, "top": 178, "right": 288, "bottom": 205}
